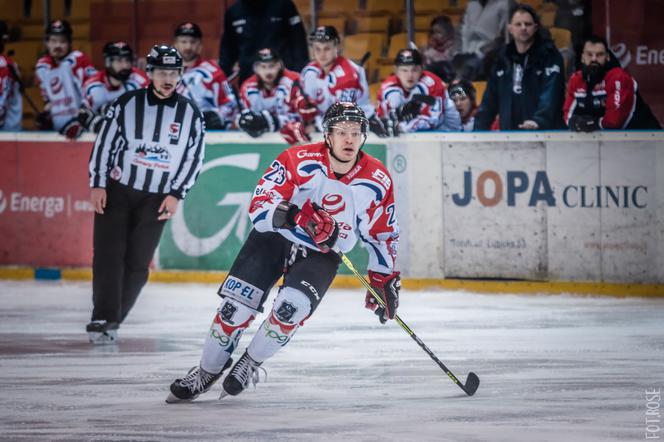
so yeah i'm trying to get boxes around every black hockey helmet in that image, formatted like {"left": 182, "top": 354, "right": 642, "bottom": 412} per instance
{"left": 146, "top": 44, "right": 183, "bottom": 72}
{"left": 174, "top": 22, "right": 203, "bottom": 39}
{"left": 323, "top": 102, "right": 368, "bottom": 133}
{"left": 45, "top": 19, "right": 72, "bottom": 41}
{"left": 394, "top": 48, "right": 423, "bottom": 66}
{"left": 309, "top": 26, "right": 340, "bottom": 44}
{"left": 103, "top": 41, "right": 133, "bottom": 60}
{"left": 254, "top": 47, "right": 281, "bottom": 64}
{"left": 448, "top": 79, "right": 476, "bottom": 104}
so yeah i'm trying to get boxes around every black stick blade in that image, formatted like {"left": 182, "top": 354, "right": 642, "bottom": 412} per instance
{"left": 463, "top": 372, "right": 480, "bottom": 396}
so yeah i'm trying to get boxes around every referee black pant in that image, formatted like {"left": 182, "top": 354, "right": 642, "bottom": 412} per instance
{"left": 91, "top": 180, "right": 167, "bottom": 324}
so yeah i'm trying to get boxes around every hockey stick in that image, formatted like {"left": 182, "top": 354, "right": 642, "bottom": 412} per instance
{"left": 339, "top": 252, "right": 480, "bottom": 396}
{"left": 6, "top": 50, "right": 41, "bottom": 114}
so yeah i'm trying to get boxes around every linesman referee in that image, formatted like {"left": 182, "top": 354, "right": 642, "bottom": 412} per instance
{"left": 86, "top": 44, "right": 205, "bottom": 344}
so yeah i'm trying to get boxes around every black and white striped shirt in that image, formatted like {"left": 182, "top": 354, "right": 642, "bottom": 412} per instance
{"left": 88, "top": 85, "right": 205, "bottom": 199}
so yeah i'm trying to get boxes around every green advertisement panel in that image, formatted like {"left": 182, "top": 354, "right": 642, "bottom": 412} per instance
{"left": 159, "top": 143, "right": 386, "bottom": 274}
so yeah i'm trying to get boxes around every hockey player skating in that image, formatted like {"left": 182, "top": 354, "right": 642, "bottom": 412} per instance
{"left": 35, "top": 19, "right": 96, "bottom": 133}
{"left": 376, "top": 48, "right": 461, "bottom": 135}
{"left": 300, "top": 26, "right": 388, "bottom": 137}
{"left": 167, "top": 102, "right": 400, "bottom": 402}
{"left": 61, "top": 41, "right": 148, "bottom": 139}
{"left": 173, "top": 22, "right": 237, "bottom": 129}
{"left": 238, "top": 47, "right": 317, "bottom": 144}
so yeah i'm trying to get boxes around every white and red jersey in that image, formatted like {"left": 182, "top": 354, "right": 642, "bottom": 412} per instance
{"left": 240, "top": 69, "right": 316, "bottom": 127}
{"left": 249, "top": 142, "right": 399, "bottom": 274}
{"left": 0, "top": 54, "right": 22, "bottom": 131}
{"left": 83, "top": 68, "right": 148, "bottom": 113}
{"left": 377, "top": 71, "right": 461, "bottom": 132}
{"left": 177, "top": 57, "right": 237, "bottom": 126}
{"left": 35, "top": 50, "right": 96, "bottom": 130}
{"left": 300, "top": 56, "right": 375, "bottom": 121}
{"left": 564, "top": 67, "right": 638, "bottom": 129}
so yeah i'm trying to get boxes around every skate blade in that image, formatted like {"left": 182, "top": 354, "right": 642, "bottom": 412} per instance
{"left": 87, "top": 331, "right": 118, "bottom": 345}
{"left": 165, "top": 392, "right": 193, "bottom": 404}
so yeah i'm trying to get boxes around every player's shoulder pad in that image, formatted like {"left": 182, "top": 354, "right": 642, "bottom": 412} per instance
{"left": 301, "top": 62, "right": 322, "bottom": 77}
{"left": 604, "top": 66, "right": 634, "bottom": 83}
{"left": 358, "top": 153, "right": 393, "bottom": 189}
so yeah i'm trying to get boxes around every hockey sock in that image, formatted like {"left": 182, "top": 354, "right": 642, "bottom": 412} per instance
{"left": 200, "top": 298, "right": 256, "bottom": 374}
{"left": 247, "top": 287, "right": 312, "bottom": 362}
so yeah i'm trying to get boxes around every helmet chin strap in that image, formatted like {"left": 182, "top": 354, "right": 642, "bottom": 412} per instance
{"left": 324, "top": 133, "right": 367, "bottom": 164}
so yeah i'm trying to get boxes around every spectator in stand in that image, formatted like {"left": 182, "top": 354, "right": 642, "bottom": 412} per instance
{"left": 60, "top": 42, "right": 149, "bottom": 139}
{"left": 219, "top": 0, "right": 309, "bottom": 84}
{"left": 377, "top": 48, "right": 460, "bottom": 135}
{"left": 174, "top": 22, "right": 237, "bottom": 130}
{"left": 238, "top": 48, "right": 317, "bottom": 145}
{"left": 0, "top": 20, "right": 21, "bottom": 131}
{"left": 422, "top": 16, "right": 458, "bottom": 83}
{"left": 455, "top": 0, "right": 511, "bottom": 80}
{"left": 564, "top": 35, "right": 661, "bottom": 131}
{"left": 474, "top": 4, "right": 564, "bottom": 131}
{"left": 35, "top": 19, "right": 96, "bottom": 134}
{"left": 449, "top": 79, "right": 478, "bottom": 131}
{"left": 300, "top": 26, "right": 387, "bottom": 137}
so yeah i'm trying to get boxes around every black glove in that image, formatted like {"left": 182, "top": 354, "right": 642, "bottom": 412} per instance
{"left": 238, "top": 109, "right": 279, "bottom": 137}
{"left": 569, "top": 114, "right": 599, "bottom": 132}
{"left": 59, "top": 116, "right": 84, "bottom": 139}
{"left": 365, "top": 270, "right": 401, "bottom": 324}
{"left": 35, "top": 111, "right": 53, "bottom": 131}
{"left": 397, "top": 100, "right": 422, "bottom": 122}
{"left": 77, "top": 106, "right": 104, "bottom": 133}
{"left": 382, "top": 112, "right": 400, "bottom": 137}
{"left": 203, "top": 111, "right": 225, "bottom": 130}
{"left": 368, "top": 114, "right": 389, "bottom": 138}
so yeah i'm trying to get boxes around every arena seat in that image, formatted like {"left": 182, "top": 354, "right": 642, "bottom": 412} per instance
{"left": 550, "top": 27, "right": 572, "bottom": 50}
{"left": 353, "top": 14, "right": 391, "bottom": 35}
{"left": 318, "top": 0, "right": 359, "bottom": 19}
{"left": 318, "top": 16, "right": 347, "bottom": 35}
{"left": 386, "top": 32, "right": 429, "bottom": 58}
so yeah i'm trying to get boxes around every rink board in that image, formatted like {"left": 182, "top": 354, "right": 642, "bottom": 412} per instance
{"left": 0, "top": 131, "right": 662, "bottom": 284}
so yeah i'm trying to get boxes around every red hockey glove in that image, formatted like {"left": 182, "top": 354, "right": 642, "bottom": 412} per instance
{"left": 59, "top": 117, "right": 84, "bottom": 140}
{"left": 280, "top": 121, "right": 311, "bottom": 145}
{"left": 293, "top": 199, "right": 338, "bottom": 253}
{"left": 365, "top": 270, "right": 401, "bottom": 324}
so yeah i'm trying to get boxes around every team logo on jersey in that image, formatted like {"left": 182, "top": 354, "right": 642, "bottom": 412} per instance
{"left": 371, "top": 169, "right": 392, "bottom": 190}
{"left": 168, "top": 122, "right": 181, "bottom": 140}
{"left": 50, "top": 77, "right": 63, "bottom": 94}
{"left": 322, "top": 193, "right": 345, "bottom": 215}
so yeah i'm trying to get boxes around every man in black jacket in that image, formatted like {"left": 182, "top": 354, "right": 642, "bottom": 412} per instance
{"left": 474, "top": 4, "right": 565, "bottom": 131}
{"left": 219, "top": 0, "right": 309, "bottom": 84}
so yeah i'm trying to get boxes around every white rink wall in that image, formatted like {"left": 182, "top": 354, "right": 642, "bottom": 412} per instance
{"left": 387, "top": 131, "right": 664, "bottom": 283}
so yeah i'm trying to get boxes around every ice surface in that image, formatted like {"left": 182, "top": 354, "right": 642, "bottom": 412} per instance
{"left": 0, "top": 280, "right": 662, "bottom": 441}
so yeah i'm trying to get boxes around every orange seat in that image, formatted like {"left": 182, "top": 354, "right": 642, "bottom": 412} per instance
{"left": 318, "top": 16, "right": 347, "bottom": 35}
{"left": 319, "top": 0, "right": 359, "bottom": 18}
{"left": 386, "top": 32, "right": 429, "bottom": 58}
{"left": 353, "top": 14, "right": 392, "bottom": 34}
{"left": 549, "top": 27, "right": 572, "bottom": 49}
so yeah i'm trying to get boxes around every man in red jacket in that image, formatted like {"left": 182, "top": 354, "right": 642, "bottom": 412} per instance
{"left": 564, "top": 35, "right": 661, "bottom": 131}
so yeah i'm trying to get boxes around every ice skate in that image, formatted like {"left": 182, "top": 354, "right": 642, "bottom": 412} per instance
{"left": 220, "top": 351, "right": 266, "bottom": 398}
{"left": 166, "top": 358, "right": 233, "bottom": 403}
{"left": 86, "top": 320, "right": 119, "bottom": 345}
